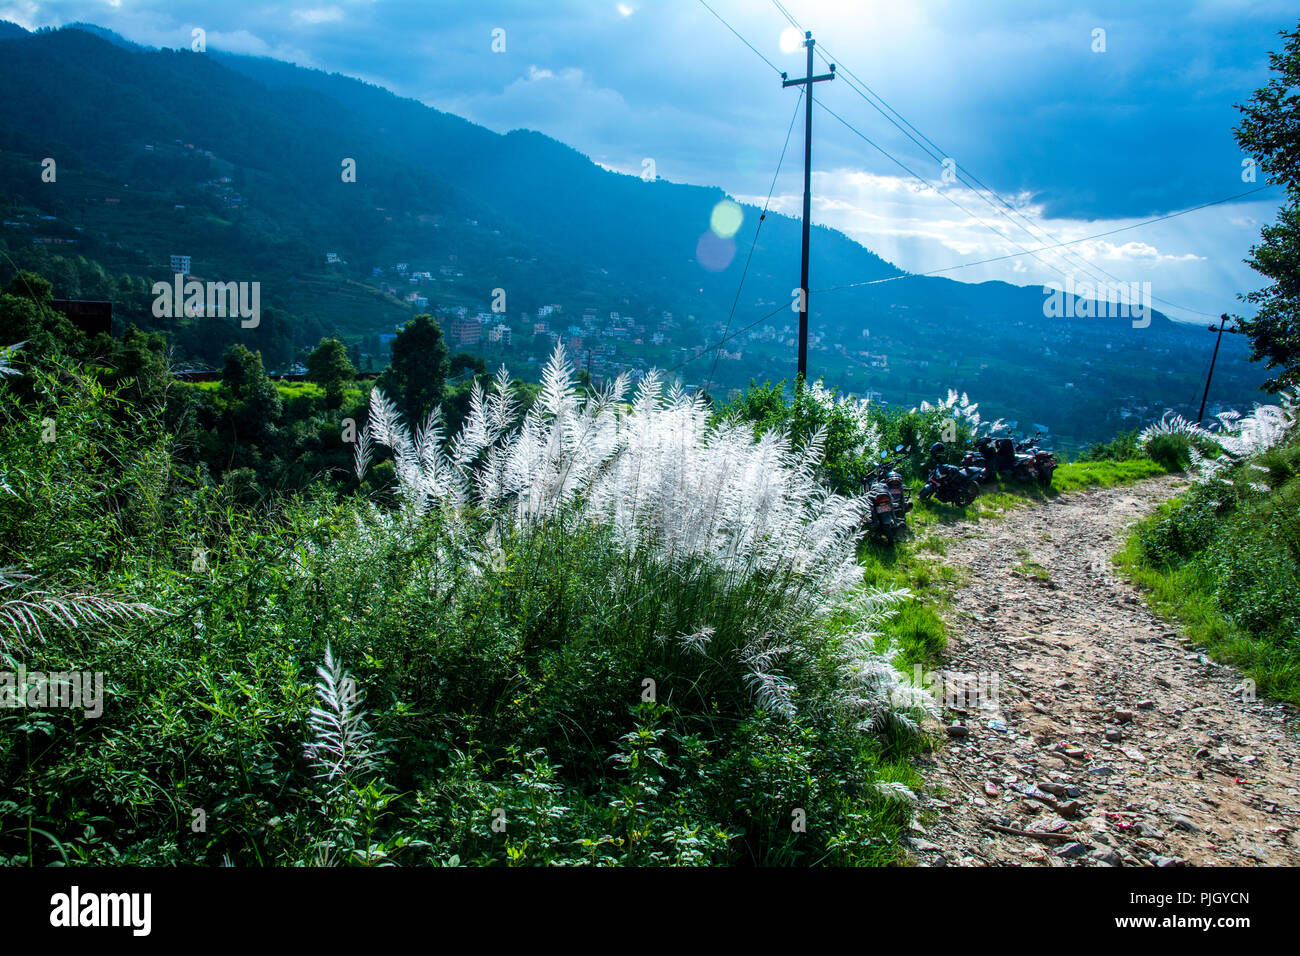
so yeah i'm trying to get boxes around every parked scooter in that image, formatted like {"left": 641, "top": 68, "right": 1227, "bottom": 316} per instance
{"left": 918, "top": 442, "right": 980, "bottom": 507}
{"left": 862, "top": 445, "right": 912, "bottom": 544}
{"left": 1014, "top": 433, "right": 1059, "bottom": 487}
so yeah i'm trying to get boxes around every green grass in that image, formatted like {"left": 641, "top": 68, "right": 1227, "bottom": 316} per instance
{"left": 1115, "top": 532, "right": 1300, "bottom": 706}
{"left": 1114, "top": 435, "right": 1300, "bottom": 707}
{"left": 175, "top": 380, "right": 328, "bottom": 401}
{"left": 1051, "top": 457, "right": 1167, "bottom": 491}
{"left": 274, "top": 380, "right": 325, "bottom": 401}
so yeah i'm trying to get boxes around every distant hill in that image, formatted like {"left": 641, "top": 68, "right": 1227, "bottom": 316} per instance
{"left": 0, "top": 24, "right": 1270, "bottom": 445}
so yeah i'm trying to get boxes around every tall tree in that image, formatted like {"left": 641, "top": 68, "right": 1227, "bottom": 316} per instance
{"left": 379, "top": 314, "right": 449, "bottom": 423}
{"left": 218, "top": 344, "right": 281, "bottom": 452}
{"left": 305, "top": 335, "right": 355, "bottom": 409}
{"left": 1233, "top": 20, "right": 1300, "bottom": 391}
{"left": 0, "top": 271, "right": 84, "bottom": 362}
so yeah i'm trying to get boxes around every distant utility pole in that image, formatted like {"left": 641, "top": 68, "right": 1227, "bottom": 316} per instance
{"left": 782, "top": 31, "right": 834, "bottom": 383}
{"left": 1197, "top": 313, "right": 1229, "bottom": 424}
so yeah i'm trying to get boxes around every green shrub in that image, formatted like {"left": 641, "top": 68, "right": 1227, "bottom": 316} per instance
{"left": 1081, "top": 429, "right": 1140, "bottom": 462}
{"left": 1122, "top": 431, "right": 1300, "bottom": 705}
{"left": 1138, "top": 487, "right": 1221, "bottom": 564}
{"left": 1145, "top": 433, "right": 1193, "bottom": 471}
{"left": 1204, "top": 532, "right": 1300, "bottom": 645}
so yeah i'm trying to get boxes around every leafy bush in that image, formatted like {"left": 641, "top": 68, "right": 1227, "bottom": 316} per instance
{"left": 1125, "top": 427, "right": 1300, "bottom": 703}
{"left": 1081, "top": 429, "right": 1140, "bottom": 462}
{"left": 722, "top": 380, "right": 992, "bottom": 493}
{"left": 723, "top": 379, "right": 883, "bottom": 493}
{"left": 1145, "top": 432, "right": 1193, "bottom": 471}
{"left": 1137, "top": 484, "right": 1224, "bottom": 565}
{"left": 1204, "top": 533, "right": 1300, "bottom": 645}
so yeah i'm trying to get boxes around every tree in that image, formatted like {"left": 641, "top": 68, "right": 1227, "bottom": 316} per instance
{"left": 449, "top": 352, "right": 487, "bottom": 378}
{"left": 379, "top": 314, "right": 448, "bottom": 423}
{"left": 109, "top": 326, "right": 171, "bottom": 405}
{"left": 305, "top": 336, "right": 355, "bottom": 409}
{"left": 0, "top": 271, "right": 84, "bottom": 362}
{"left": 1233, "top": 20, "right": 1300, "bottom": 391}
{"left": 217, "top": 344, "right": 281, "bottom": 453}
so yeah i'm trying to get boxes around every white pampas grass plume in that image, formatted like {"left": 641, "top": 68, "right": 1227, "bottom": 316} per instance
{"left": 303, "top": 643, "right": 382, "bottom": 795}
{"left": 0, "top": 570, "right": 162, "bottom": 655}
{"left": 352, "top": 422, "right": 374, "bottom": 481}
{"left": 359, "top": 343, "right": 920, "bottom": 724}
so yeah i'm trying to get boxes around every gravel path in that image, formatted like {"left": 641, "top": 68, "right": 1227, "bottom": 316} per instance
{"left": 909, "top": 475, "right": 1300, "bottom": 867}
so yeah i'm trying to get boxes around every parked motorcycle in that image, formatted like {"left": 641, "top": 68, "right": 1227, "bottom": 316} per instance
{"left": 862, "top": 445, "right": 912, "bottom": 544}
{"left": 973, "top": 435, "right": 1017, "bottom": 482}
{"left": 1015, "top": 434, "right": 1059, "bottom": 487}
{"left": 959, "top": 446, "right": 995, "bottom": 484}
{"left": 918, "top": 442, "right": 980, "bottom": 507}
{"left": 975, "top": 433, "right": 1059, "bottom": 487}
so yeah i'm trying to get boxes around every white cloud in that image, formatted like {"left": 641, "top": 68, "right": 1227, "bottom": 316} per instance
{"left": 743, "top": 168, "right": 1276, "bottom": 323}
{"left": 292, "top": 7, "right": 344, "bottom": 26}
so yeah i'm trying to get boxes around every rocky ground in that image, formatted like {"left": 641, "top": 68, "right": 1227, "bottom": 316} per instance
{"left": 908, "top": 475, "right": 1300, "bottom": 867}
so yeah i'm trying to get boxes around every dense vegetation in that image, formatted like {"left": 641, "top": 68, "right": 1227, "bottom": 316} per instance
{"left": 1, "top": 291, "right": 949, "bottom": 866}
{"left": 1119, "top": 402, "right": 1300, "bottom": 705}
{"left": 0, "top": 241, "right": 1253, "bottom": 869}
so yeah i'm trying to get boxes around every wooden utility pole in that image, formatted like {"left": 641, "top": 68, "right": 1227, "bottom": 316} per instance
{"left": 1197, "top": 313, "right": 1229, "bottom": 424}
{"left": 782, "top": 32, "right": 834, "bottom": 382}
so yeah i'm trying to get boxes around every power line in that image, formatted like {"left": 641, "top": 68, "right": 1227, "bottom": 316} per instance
{"left": 827, "top": 56, "right": 1219, "bottom": 318}
{"left": 823, "top": 60, "right": 1116, "bottom": 290}
{"left": 770, "top": 0, "right": 800, "bottom": 30}
{"left": 696, "top": 0, "right": 783, "bottom": 75}
{"left": 699, "top": 0, "right": 1106, "bottom": 307}
{"left": 705, "top": 0, "right": 1112, "bottom": 296}
{"left": 689, "top": 0, "right": 1279, "bottom": 385}
{"left": 771, "top": 1, "right": 1117, "bottom": 290}
{"left": 775, "top": 0, "right": 1235, "bottom": 319}
{"left": 644, "top": 180, "right": 1274, "bottom": 387}
{"left": 669, "top": 302, "right": 792, "bottom": 379}
{"left": 776, "top": 2, "right": 1133, "bottom": 288}
{"left": 704, "top": 89, "right": 804, "bottom": 395}
{"left": 814, "top": 98, "right": 1093, "bottom": 286}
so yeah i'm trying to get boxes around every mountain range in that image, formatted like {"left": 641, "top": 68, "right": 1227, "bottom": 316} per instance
{"left": 0, "top": 22, "right": 1270, "bottom": 446}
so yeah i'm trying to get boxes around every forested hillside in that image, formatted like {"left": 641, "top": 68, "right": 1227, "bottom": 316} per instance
{"left": 0, "top": 23, "right": 1271, "bottom": 447}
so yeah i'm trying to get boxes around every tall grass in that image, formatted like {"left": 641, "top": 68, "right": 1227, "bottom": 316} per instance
{"left": 0, "top": 347, "right": 932, "bottom": 866}
{"left": 356, "top": 344, "right": 926, "bottom": 729}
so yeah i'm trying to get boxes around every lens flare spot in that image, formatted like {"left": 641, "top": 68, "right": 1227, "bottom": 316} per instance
{"left": 710, "top": 199, "right": 743, "bottom": 239}
{"left": 779, "top": 27, "right": 804, "bottom": 54}
{"left": 697, "top": 231, "right": 736, "bottom": 272}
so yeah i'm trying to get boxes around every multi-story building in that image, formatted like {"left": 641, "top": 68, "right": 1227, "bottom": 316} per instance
{"left": 449, "top": 314, "right": 481, "bottom": 346}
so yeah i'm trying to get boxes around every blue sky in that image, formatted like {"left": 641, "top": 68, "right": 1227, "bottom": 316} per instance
{"left": 2, "top": 0, "right": 1294, "bottom": 323}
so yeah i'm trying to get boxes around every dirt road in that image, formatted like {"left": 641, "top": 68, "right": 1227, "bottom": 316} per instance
{"left": 909, "top": 475, "right": 1300, "bottom": 866}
